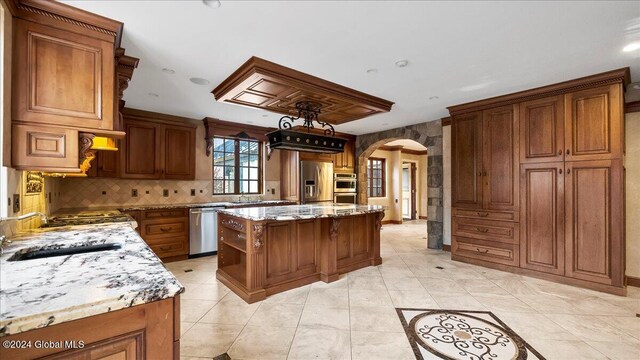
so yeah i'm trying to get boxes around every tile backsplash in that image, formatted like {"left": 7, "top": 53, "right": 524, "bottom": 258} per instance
{"left": 56, "top": 178, "right": 281, "bottom": 210}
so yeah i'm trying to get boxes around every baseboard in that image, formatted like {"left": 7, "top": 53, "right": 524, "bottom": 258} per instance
{"left": 382, "top": 220, "right": 403, "bottom": 225}
{"left": 626, "top": 275, "right": 640, "bottom": 288}
{"left": 419, "top": 216, "right": 428, "bottom": 220}
{"left": 442, "top": 244, "right": 451, "bottom": 252}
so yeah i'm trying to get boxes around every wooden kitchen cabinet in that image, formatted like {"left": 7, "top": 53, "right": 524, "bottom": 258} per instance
{"left": 519, "top": 162, "right": 565, "bottom": 275}
{"left": 564, "top": 84, "right": 623, "bottom": 161}
{"left": 120, "top": 111, "right": 196, "bottom": 180}
{"left": 564, "top": 160, "right": 624, "bottom": 286}
{"left": 0, "top": 297, "right": 179, "bottom": 360}
{"left": 12, "top": 19, "right": 114, "bottom": 131}
{"left": 11, "top": 124, "right": 80, "bottom": 172}
{"left": 519, "top": 95, "right": 565, "bottom": 163}
{"left": 451, "top": 111, "right": 483, "bottom": 209}
{"left": 139, "top": 208, "right": 190, "bottom": 262}
{"left": 280, "top": 149, "right": 300, "bottom": 202}
{"left": 449, "top": 68, "right": 628, "bottom": 295}
{"left": 335, "top": 214, "right": 373, "bottom": 271}
{"left": 333, "top": 140, "right": 355, "bottom": 172}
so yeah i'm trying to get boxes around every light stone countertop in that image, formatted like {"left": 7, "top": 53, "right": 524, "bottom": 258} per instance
{"left": 217, "top": 204, "right": 386, "bottom": 221}
{"left": 0, "top": 222, "right": 184, "bottom": 337}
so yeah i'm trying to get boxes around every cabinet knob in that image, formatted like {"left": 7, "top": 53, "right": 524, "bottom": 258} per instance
{"left": 567, "top": 169, "right": 571, "bottom": 174}
{"left": 558, "top": 150, "right": 562, "bottom": 155}
{"left": 478, "top": 171, "right": 482, "bottom": 176}
{"left": 566, "top": 149, "right": 570, "bottom": 155}
{"left": 559, "top": 168, "right": 563, "bottom": 174}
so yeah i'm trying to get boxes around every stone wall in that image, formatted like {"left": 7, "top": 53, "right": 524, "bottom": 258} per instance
{"left": 355, "top": 120, "right": 443, "bottom": 249}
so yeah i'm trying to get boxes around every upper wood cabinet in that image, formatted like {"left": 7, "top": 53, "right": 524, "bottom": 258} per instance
{"left": 280, "top": 150, "right": 300, "bottom": 202}
{"left": 13, "top": 19, "right": 114, "bottom": 131}
{"left": 120, "top": 114, "right": 196, "bottom": 180}
{"left": 451, "top": 112, "right": 483, "bottom": 209}
{"left": 482, "top": 105, "right": 519, "bottom": 211}
{"left": 564, "top": 85, "right": 623, "bottom": 161}
{"left": 520, "top": 95, "right": 565, "bottom": 163}
{"left": 12, "top": 123, "right": 79, "bottom": 172}
{"left": 333, "top": 140, "right": 355, "bottom": 172}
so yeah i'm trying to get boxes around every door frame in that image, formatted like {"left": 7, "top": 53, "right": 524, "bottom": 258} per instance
{"left": 402, "top": 162, "right": 417, "bottom": 220}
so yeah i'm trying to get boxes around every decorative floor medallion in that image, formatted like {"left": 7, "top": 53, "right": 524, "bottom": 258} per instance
{"left": 396, "top": 308, "right": 545, "bottom": 360}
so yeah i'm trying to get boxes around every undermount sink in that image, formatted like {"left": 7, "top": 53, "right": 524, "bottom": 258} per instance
{"left": 8, "top": 243, "right": 121, "bottom": 262}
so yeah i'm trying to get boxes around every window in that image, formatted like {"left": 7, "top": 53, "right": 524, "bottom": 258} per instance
{"left": 367, "top": 158, "right": 386, "bottom": 197}
{"left": 212, "top": 137, "right": 262, "bottom": 194}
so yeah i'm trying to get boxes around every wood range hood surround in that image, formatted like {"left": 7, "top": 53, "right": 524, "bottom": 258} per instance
{"left": 212, "top": 56, "right": 394, "bottom": 125}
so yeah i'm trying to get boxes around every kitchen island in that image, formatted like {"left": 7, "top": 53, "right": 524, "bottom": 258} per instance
{"left": 215, "top": 204, "right": 385, "bottom": 303}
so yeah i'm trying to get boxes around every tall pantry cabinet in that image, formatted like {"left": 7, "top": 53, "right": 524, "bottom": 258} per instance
{"left": 449, "top": 69, "right": 629, "bottom": 295}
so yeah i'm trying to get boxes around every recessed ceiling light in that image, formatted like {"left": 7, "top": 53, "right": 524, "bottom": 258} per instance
{"left": 161, "top": 68, "right": 175, "bottom": 74}
{"left": 247, "top": 120, "right": 254, "bottom": 124}
{"left": 429, "top": 96, "right": 439, "bottom": 100}
{"left": 366, "top": 69, "right": 378, "bottom": 74}
{"left": 395, "top": 60, "right": 409, "bottom": 68}
{"left": 623, "top": 42, "right": 640, "bottom": 52}
{"left": 189, "top": 77, "right": 210, "bottom": 85}
{"left": 381, "top": 122, "right": 389, "bottom": 126}
{"left": 202, "top": 0, "right": 221, "bottom": 8}
{"left": 148, "top": 92, "right": 159, "bottom": 97}
{"left": 261, "top": 114, "right": 269, "bottom": 117}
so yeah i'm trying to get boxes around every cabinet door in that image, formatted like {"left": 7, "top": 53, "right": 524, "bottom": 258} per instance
{"left": 520, "top": 162, "right": 565, "bottom": 275}
{"left": 163, "top": 125, "right": 196, "bottom": 180}
{"left": 520, "top": 96, "right": 564, "bottom": 163}
{"left": 564, "top": 84, "right": 623, "bottom": 161}
{"left": 280, "top": 150, "right": 299, "bottom": 201}
{"left": 97, "top": 148, "right": 120, "bottom": 178}
{"left": 12, "top": 124, "right": 79, "bottom": 172}
{"left": 334, "top": 141, "right": 355, "bottom": 172}
{"left": 482, "top": 105, "right": 519, "bottom": 211}
{"left": 564, "top": 160, "right": 623, "bottom": 286}
{"left": 121, "top": 119, "right": 161, "bottom": 179}
{"left": 13, "top": 19, "right": 114, "bottom": 130}
{"left": 452, "top": 111, "right": 483, "bottom": 209}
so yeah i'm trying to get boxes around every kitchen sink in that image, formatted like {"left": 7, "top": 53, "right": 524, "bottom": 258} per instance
{"left": 8, "top": 243, "right": 121, "bottom": 262}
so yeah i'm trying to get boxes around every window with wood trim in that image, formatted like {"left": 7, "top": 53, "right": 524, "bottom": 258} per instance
{"left": 367, "top": 157, "right": 386, "bottom": 198}
{"left": 212, "top": 137, "right": 262, "bottom": 194}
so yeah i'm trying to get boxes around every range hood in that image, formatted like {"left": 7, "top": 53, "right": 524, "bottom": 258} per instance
{"left": 267, "top": 101, "right": 348, "bottom": 154}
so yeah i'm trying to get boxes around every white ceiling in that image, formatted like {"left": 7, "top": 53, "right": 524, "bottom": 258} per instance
{"left": 384, "top": 139, "right": 428, "bottom": 151}
{"left": 63, "top": 1, "right": 640, "bottom": 135}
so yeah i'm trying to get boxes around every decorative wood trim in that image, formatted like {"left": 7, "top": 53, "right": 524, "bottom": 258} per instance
{"left": 221, "top": 218, "right": 246, "bottom": 232}
{"left": 329, "top": 219, "right": 341, "bottom": 242}
{"left": 442, "top": 244, "right": 451, "bottom": 252}
{"left": 381, "top": 220, "right": 402, "bottom": 225}
{"left": 448, "top": 68, "right": 630, "bottom": 116}
{"left": 377, "top": 145, "right": 428, "bottom": 155}
{"left": 625, "top": 101, "right": 640, "bottom": 114}
{"left": 11, "top": 0, "right": 123, "bottom": 45}
{"left": 375, "top": 212, "right": 384, "bottom": 231}
{"left": 419, "top": 216, "right": 428, "bottom": 220}
{"left": 441, "top": 116, "right": 452, "bottom": 126}
{"left": 252, "top": 224, "right": 265, "bottom": 250}
{"left": 122, "top": 108, "right": 198, "bottom": 127}
{"left": 626, "top": 275, "right": 640, "bottom": 288}
{"left": 212, "top": 56, "right": 394, "bottom": 125}
{"left": 78, "top": 132, "right": 96, "bottom": 174}
{"left": 115, "top": 48, "right": 139, "bottom": 109}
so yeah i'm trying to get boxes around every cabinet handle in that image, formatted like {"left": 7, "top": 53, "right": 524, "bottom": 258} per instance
{"left": 476, "top": 248, "right": 489, "bottom": 254}
{"left": 567, "top": 169, "right": 571, "bottom": 174}
{"left": 478, "top": 171, "right": 482, "bottom": 176}
{"left": 160, "top": 227, "right": 171, "bottom": 232}
{"left": 160, "top": 246, "right": 171, "bottom": 251}
{"left": 559, "top": 168, "right": 563, "bottom": 174}
{"left": 558, "top": 150, "right": 562, "bottom": 155}
{"left": 566, "top": 149, "right": 570, "bottom": 155}
{"left": 483, "top": 171, "right": 487, "bottom": 177}
{"left": 476, "top": 227, "right": 489, "bottom": 233}
{"left": 477, "top": 212, "right": 489, "bottom": 217}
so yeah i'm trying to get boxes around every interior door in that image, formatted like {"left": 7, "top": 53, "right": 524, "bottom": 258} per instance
{"left": 520, "top": 162, "right": 565, "bottom": 275}
{"left": 452, "top": 111, "right": 483, "bottom": 209}
{"left": 564, "top": 160, "right": 623, "bottom": 286}
{"left": 402, "top": 165, "right": 411, "bottom": 219}
{"left": 564, "top": 84, "right": 623, "bottom": 161}
{"left": 520, "top": 95, "right": 564, "bottom": 163}
{"left": 482, "top": 105, "right": 519, "bottom": 211}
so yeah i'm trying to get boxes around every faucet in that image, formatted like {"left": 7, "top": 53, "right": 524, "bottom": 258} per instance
{"left": 0, "top": 212, "right": 48, "bottom": 225}
{"left": 238, "top": 192, "right": 248, "bottom": 203}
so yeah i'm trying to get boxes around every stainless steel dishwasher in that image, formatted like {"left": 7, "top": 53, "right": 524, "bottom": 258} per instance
{"left": 189, "top": 207, "right": 224, "bottom": 257}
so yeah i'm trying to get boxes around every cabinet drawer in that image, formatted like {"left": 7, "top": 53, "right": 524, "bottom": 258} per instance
{"left": 148, "top": 236, "right": 188, "bottom": 258}
{"left": 12, "top": 124, "right": 79, "bottom": 171}
{"left": 453, "top": 208, "right": 518, "bottom": 222}
{"left": 453, "top": 218, "right": 518, "bottom": 244}
{"left": 142, "top": 208, "right": 188, "bottom": 220}
{"left": 453, "top": 236, "right": 519, "bottom": 266}
{"left": 142, "top": 219, "right": 187, "bottom": 238}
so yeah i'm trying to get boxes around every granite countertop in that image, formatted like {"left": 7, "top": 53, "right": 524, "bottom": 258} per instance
{"left": 0, "top": 223, "right": 184, "bottom": 337}
{"left": 44, "top": 212, "right": 137, "bottom": 228}
{"left": 217, "top": 204, "right": 386, "bottom": 221}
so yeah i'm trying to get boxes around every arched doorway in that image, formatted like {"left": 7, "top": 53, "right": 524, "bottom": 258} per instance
{"left": 355, "top": 121, "right": 443, "bottom": 249}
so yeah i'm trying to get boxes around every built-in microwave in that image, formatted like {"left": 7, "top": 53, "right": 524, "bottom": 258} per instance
{"left": 334, "top": 173, "right": 357, "bottom": 193}
{"left": 334, "top": 193, "right": 357, "bottom": 204}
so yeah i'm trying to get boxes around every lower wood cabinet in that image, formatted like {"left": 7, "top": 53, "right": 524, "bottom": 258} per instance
{"left": 264, "top": 219, "right": 320, "bottom": 286}
{"left": 0, "top": 297, "right": 180, "bottom": 360}
{"left": 125, "top": 208, "right": 189, "bottom": 262}
{"left": 336, "top": 215, "right": 373, "bottom": 271}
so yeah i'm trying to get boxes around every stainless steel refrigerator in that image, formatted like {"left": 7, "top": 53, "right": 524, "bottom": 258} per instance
{"left": 300, "top": 161, "right": 333, "bottom": 203}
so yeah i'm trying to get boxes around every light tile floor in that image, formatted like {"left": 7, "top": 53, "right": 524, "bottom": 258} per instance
{"left": 169, "top": 220, "right": 640, "bottom": 360}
